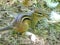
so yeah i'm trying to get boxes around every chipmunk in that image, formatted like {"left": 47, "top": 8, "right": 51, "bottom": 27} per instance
{"left": 0, "top": 11, "right": 34, "bottom": 34}
{"left": 0, "top": 10, "right": 41, "bottom": 43}
{"left": 0, "top": 9, "right": 41, "bottom": 33}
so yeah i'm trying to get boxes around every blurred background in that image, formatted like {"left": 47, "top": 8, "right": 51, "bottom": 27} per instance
{"left": 0, "top": 0, "right": 60, "bottom": 45}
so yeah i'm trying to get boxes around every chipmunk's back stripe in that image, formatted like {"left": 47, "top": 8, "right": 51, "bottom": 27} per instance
{"left": 21, "top": 15, "right": 31, "bottom": 22}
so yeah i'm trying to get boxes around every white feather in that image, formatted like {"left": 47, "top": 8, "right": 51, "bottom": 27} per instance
{"left": 48, "top": 11, "right": 60, "bottom": 23}
{"left": 44, "top": 0, "right": 59, "bottom": 8}
{"left": 47, "top": 2, "right": 59, "bottom": 8}
{"left": 25, "top": 32, "right": 37, "bottom": 42}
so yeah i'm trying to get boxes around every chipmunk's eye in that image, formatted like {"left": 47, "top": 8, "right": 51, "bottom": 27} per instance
{"left": 7, "top": 0, "right": 10, "bottom": 2}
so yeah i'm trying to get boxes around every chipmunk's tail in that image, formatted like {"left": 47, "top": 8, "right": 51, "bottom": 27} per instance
{"left": 0, "top": 26, "right": 13, "bottom": 31}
